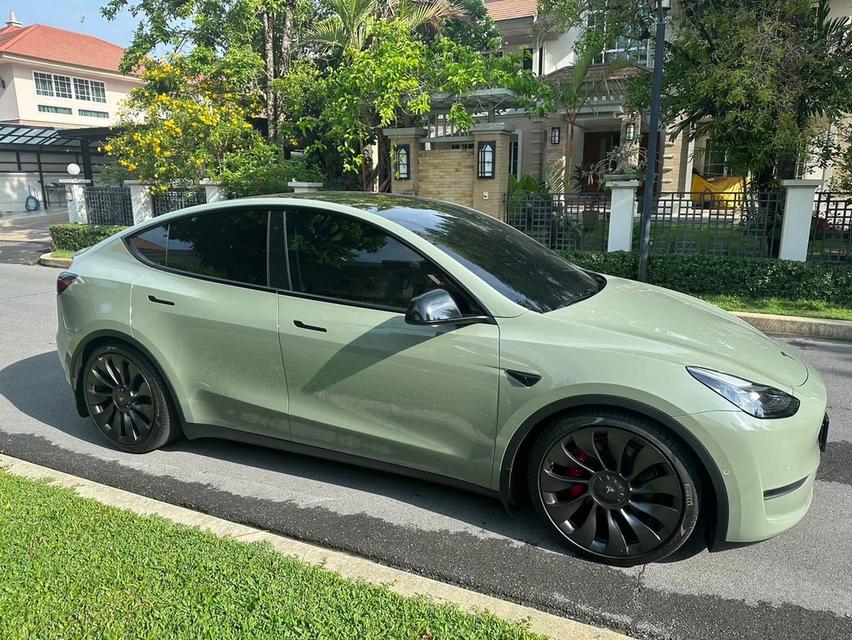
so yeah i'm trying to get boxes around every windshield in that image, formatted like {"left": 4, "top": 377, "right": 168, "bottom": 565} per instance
{"left": 377, "top": 200, "right": 603, "bottom": 313}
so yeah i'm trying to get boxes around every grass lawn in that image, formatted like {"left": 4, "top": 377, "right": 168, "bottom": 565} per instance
{"left": 0, "top": 470, "right": 542, "bottom": 640}
{"left": 47, "top": 249, "right": 75, "bottom": 259}
{"left": 700, "top": 295, "right": 852, "bottom": 321}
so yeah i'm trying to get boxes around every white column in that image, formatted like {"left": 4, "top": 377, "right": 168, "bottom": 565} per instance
{"left": 59, "top": 178, "right": 91, "bottom": 224}
{"left": 779, "top": 179, "right": 821, "bottom": 262}
{"left": 201, "top": 180, "right": 226, "bottom": 203}
{"left": 124, "top": 180, "right": 154, "bottom": 225}
{"left": 605, "top": 179, "right": 639, "bottom": 252}
{"left": 288, "top": 181, "right": 323, "bottom": 193}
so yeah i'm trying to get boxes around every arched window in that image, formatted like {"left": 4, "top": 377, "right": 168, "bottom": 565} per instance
{"left": 396, "top": 144, "right": 410, "bottom": 180}
{"left": 477, "top": 141, "right": 495, "bottom": 179}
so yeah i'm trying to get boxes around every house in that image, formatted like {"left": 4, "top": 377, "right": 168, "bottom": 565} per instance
{"left": 0, "top": 11, "right": 139, "bottom": 212}
{"left": 388, "top": 1, "right": 850, "bottom": 218}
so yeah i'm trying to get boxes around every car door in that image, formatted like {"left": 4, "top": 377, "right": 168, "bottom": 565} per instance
{"left": 127, "top": 207, "right": 289, "bottom": 440}
{"left": 273, "top": 207, "right": 500, "bottom": 487}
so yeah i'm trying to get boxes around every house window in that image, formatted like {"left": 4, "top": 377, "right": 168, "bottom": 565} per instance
{"left": 396, "top": 144, "right": 410, "bottom": 180}
{"left": 509, "top": 138, "right": 519, "bottom": 178}
{"left": 38, "top": 105, "right": 72, "bottom": 115}
{"left": 34, "top": 72, "right": 54, "bottom": 96}
{"left": 587, "top": 9, "right": 652, "bottom": 67}
{"left": 551, "top": 127, "right": 561, "bottom": 145}
{"left": 79, "top": 109, "right": 109, "bottom": 119}
{"left": 90, "top": 81, "right": 107, "bottom": 102}
{"left": 700, "top": 140, "right": 730, "bottom": 178}
{"left": 53, "top": 75, "right": 73, "bottom": 99}
{"left": 477, "top": 141, "right": 495, "bottom": 179}
{"left": 521, "top": 47, "right": 533, "bottom": 71}
{"left": 73, "top": 78, "right": 92, "bottom": 101}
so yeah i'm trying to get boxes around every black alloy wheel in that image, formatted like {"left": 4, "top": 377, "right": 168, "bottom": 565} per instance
{"left": 529, "top": 411, "right": 701, "bottom": 565}
{"left": 83, "top": 343, "right": 180, "bottom": 453}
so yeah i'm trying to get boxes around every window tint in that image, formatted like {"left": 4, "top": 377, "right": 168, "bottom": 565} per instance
{"left": 129, "top": 225, "right": 168, "bottom": 265}
{"left": 166, "top": 210, "right": 269, "bottom": 285}
{"left": 284, "top": 209, "right": 460, "bottom": 310}
{"left": 128, "top": 210, "right": 269, "bottom": 286}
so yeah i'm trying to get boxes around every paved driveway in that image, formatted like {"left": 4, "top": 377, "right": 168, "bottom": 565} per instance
{"left": 1, "top": 262, "right": 850, "bottom": 640}
{"left": 0, "top": 212, "right": 65, "bottom": 264}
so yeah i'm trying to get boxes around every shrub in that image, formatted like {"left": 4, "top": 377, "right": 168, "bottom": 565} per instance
{"left": 49, "top": 224, "right": 126, "bottom": 251}
{"left": 561, "top": 251, "right": 852, "bottom": 306}
{"left": 220, "top": 143, "right": 326, "bottom": 198}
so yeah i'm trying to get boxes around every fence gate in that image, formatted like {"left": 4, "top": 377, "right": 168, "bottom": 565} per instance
{"left": 152, "top": 188, "right": 206, "bottom": 216}
{"left": 84, "top": 186, "right": 134, "bottom": 226}
{"left": 505, "top": 192, "right": 609, "bottom": 252}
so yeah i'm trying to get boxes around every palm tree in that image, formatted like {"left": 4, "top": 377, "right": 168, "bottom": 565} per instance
{"left": 308, "top": 0, "right": 462, "bottom": 51}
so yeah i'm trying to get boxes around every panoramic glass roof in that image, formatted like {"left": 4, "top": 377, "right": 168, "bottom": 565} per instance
{"left": 0, "top": 125, "right": 80, "bottom": 147}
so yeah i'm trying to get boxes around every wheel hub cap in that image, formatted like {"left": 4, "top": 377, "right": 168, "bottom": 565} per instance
{"left": 84, "top": 353, "right": 155, "bottom": 445}
{"left": 590, "top": 471, "right": 630, "bottom": 507}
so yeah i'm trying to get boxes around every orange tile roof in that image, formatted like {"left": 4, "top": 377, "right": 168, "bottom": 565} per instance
{"left": 0, "top": 23, "right": 125, "bottom": 73}
{"left": 485, "top": 0, "right": 537, "bottom": 22}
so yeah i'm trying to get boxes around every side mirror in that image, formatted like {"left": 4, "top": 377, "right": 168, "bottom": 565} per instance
{"left": 405, "top": 289, "right": 463, "bottom": 325}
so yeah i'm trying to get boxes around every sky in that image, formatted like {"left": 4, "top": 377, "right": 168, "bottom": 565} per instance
{"left": 12, "top": 0, "right": 137, "bottom": 46}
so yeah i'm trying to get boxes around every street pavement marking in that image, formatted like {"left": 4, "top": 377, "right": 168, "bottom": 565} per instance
{"left": 0, "top": 453, "right": 632, "bottom": 640}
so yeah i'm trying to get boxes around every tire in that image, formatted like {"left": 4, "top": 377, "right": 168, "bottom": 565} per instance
{"left": 81, "top": 343, "right": 181, "bottom": 453}
{"left": 528, "top": 409, "right": 702, "bottom": 566}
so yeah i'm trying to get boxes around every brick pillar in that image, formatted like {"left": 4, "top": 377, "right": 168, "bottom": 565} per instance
{"left": 383, "top": 127, "right": 427, "bottom": 195}
{"left": 124, "top": 180, "right": 154, "bottom": 225}
{"left": 779, "top": 179, "right": 821, "bottom": 262}
{"left": 605, "top": 178, "right": 639, "bottom": 252}
{"left": 59, "top": 178, "right": 91, "bottom": 224}
{"left": 472, "top": 123, "right": 514, "bottom": 220}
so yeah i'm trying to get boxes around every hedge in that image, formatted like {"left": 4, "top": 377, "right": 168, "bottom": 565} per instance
{"left": 49, "top": 224, "right": 126, "bottom": 252}
{"left": 560, "top": 251, "right": 852, "bottom": 306}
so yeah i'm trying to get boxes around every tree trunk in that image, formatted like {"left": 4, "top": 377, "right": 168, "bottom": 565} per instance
{"left": 262, "top": 9, "right": 276, "bottom": 143}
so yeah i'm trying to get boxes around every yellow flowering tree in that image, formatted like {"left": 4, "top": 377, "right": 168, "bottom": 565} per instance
{"left": 104, "top": 54, "right": 261, "bottom": 192}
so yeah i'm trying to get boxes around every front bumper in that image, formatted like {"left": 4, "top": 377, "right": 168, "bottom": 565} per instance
{"left": 680, "top": 366, "right": 827, "bottom": 543}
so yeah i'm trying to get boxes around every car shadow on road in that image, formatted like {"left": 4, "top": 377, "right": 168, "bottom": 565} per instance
{"left": 1, "top": 350, "right": 708, "bottom": 563}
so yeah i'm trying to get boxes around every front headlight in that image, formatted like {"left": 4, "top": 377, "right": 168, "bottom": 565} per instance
{"left": 687, "top": 367, "right": 800, "bottom": 419}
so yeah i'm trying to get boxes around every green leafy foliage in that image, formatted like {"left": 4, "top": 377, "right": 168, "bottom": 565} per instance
{"left": 49, "top": 225, "right": 126, "bottom": 251}
{"left": 561, "top": 251, "right": 852, "bottom": 305}
{"left": 443, "top": 0, "right": 503, "bottom": 53}
{"left": 219, "top": 143, "right": 326, "bottom": 197}
{"left": 0, "top": 471, "right": 544, "bottom": 639}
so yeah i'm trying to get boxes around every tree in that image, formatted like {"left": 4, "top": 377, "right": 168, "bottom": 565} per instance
{"left": 102, "top": 0, "right": 318, "bottom": 145}
{"left": 640, "top": 0, "right": 852, "bottom": 186}
{"left": 443, "top": 0, "right": 502, "bottom": 53}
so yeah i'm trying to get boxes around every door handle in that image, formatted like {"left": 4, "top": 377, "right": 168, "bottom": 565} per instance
{"left": 294, "top": 320, "right": 327, "bottom": 333}
{"left": 147, "top": 295, "right": 175, "bottom": 306}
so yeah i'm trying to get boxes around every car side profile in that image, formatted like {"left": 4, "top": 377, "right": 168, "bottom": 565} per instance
{"left": 56, "top": 193, "right": 829, "bottom": 565}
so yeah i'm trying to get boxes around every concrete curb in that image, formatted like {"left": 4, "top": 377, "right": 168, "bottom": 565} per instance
{"left": 734, "top": 312, "right": 852, "bottom": 341}
{"left": 0, "top": 454, "right": 630, "bottom": 640}
{"left": 38, "top": 252, "right": 71, "bottom": 269}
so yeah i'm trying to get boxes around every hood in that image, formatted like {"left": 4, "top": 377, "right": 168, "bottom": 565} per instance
{"left": 547, "top": 276, "right": 808, "bottom": 389}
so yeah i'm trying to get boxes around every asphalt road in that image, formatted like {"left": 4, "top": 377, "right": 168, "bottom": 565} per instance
{"left": 1, "top": 262, "right": 850, "bottom": 640}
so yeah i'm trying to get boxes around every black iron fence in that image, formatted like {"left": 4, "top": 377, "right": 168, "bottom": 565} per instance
{"left": 152, "top": 188, "right": 206, "bottom": 216}
{"left": 809, "top": 192, "right": 852, "bottom": 263}
{"left": 83, "top": 186, "right": 133, "bottom": 226}
{"left": 505, "top": 192, "right": 609, "bottom": 252}
{"left": 645, "top": 191, "right": 784, "bottom": 258}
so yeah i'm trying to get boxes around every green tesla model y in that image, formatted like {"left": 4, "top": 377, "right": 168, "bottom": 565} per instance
{"left": 56, "top": 193, "right": 829, "bottom": 565}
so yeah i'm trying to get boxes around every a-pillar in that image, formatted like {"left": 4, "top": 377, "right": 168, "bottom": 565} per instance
{"left": 471, "top": 122, "right": 514, "bottom": 220}
{"left": 779, "top": 179, "right": 821, "bottom": 261}
{"left": 59, "top": 178, "right": 91, "bottom": 223}
{"left": 383, "top": 127, "right": 427, "bottom": 195}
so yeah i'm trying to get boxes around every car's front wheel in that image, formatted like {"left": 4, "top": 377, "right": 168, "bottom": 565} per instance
{"left": 528, "top": 410, "right": 701, "bottom": 565}
{"left": 82, "top": 343, "right": 180, "bottom": 453}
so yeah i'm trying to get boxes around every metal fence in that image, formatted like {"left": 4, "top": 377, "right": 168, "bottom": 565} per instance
{"left": 152, "top": 188, "right": 206, "bottom": 216}
{"left": 505, "top": 192, "right": 609, "bottom": 252}
{"left": 645, "top": 191, "right": 784, "bottom": 258}
{"left": 83, "top": 186, "right": 134, "bottom": 226}
{"left": 809, "top": 192, "right": 852, "bottom": 263}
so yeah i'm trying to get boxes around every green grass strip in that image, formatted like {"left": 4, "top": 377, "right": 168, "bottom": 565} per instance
{"left": 0, "top": 470, "right": 542, "bottom": 640}
{"left": 700, "top": 295, "right": 852, "bottom": 321}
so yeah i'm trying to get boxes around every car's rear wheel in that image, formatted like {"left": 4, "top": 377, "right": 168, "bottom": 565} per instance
{"left": 528, "top": 410, "right": 701, "bottom": 565}
{"left": 82, "top": 343, "right": 180, "bottom": 453}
